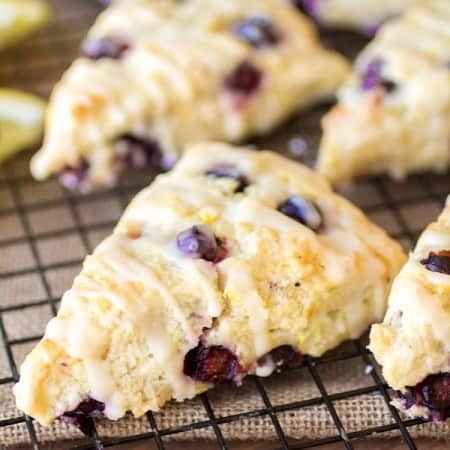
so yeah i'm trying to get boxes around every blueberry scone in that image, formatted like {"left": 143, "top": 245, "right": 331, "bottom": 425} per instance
{"left": 15, "top": 143, "right": 405, "bottom": 432}
{"left": 370, "top": 196, "right": 450, "bottom": 422}
{"left": 317, "top": 0, "right": 450, "bottom": 185}
{"left": 295, "top": 0, "right": 419, "bottom": 34}
{"left": 29, "top": 0, "right": 350, "bottom": 192}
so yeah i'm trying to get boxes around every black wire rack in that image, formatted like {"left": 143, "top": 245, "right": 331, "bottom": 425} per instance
{"left": 0, "top": 1, "right": 449, "bottom": 450}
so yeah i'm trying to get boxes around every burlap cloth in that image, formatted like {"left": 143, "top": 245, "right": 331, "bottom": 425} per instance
{"left": 0, "top": 0, "right": 449, "bottom": 448}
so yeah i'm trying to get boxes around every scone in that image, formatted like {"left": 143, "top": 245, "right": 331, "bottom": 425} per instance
{"left": 30, "top": 0, "right": 350, "bottom": 191}
{"left": 295, "top": 0, "right": 419, "bottom": 34}
{"left": 317, "top": 0, "right": 450, "bottom": 185}
{"left": 0, "top": 89, "right": 46, "bottom": 164}
{"left": 0, "top": 0, "right": 51, "bottom": 51}
{"left": 370, "top": 196, "right": 450, "bottom": 422}
{"left": 15, "top": 143, "right": 405, "bottom": 433}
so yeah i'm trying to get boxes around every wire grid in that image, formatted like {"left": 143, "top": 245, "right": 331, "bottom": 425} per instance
{"left": 0, "top": 1, "right": 449, "bottom": 449}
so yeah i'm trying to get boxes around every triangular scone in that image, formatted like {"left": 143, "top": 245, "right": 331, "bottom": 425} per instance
{"left": 296, "top": 0, "right": 419, "bottom": 34}
{"left": 317, "top": 0, "right": 450, "bottom": 185}
{"left": 30, "top": 0, "right": 350, "bottom": 191}
{"left": 15, "top": 143, "right": 405, "bottom": 430}
{"left": 370, "top": 196, "right": 450, "bottom": 422}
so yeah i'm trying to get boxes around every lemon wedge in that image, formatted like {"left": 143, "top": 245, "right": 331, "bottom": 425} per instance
{"left": 0, "top": 89, "right": 46, "bottom": 164}
{"left": 0, "top": 0, "right": 51, "bottom": 51}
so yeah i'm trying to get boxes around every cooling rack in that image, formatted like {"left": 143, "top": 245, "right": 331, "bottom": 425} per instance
{"left": 0, "top": 1, "right": 449, "bottom": 449}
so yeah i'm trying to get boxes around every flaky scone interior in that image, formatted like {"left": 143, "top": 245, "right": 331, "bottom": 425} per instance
{"left": 15, "top": 143, "right": 405, "bottom": 433}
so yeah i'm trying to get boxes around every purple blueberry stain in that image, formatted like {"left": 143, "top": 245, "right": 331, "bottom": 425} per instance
{"left": 361, "top": 21, "right": 381, "bottom": 37}
{"left": 177, "top": 225, "right": 227, "bottom": 263}
{"left": 301, "top": 0, "right": 319, "bottom": 15}
{"left": 58, "top": 160, "right": 90, "bottom": 191}
{"left": 225, "top": 61, "right": 263, "bottom": 96}
{"left": 292, "top": 0, "right": 319, "bottom": 16}
{"left": 234, "top": 16, "right": 281, "bottom": 49}
{"left": 420, "top": 250, "right": 450, "bottom": 275}
{"left": 278, "top": 195, "right": 322, "bottom": 231}
{"left": 60, "top": 398, "right": 105, "bottom": 436}
{"left": 361, "top": 59, "right": 396, "bottom": 93}
{"left": 288, "top": 136, "right": 308, "bottom": 158}
{"left": 82, "top": 35, "right": 129, "bottom": 60}
{"left": 115, "top": 134, "right": 164, "bottom": 170}
{"left": 184, "top": 344, "right": 244, "bottom": 384}
{"left": 401, "top": 373, "right": 450, "bottom": 422}
{"left": 206, "top": 163, "right": 249, "bottom": 193}
{"left": 256, "top": 345, "right": 304, "bottom": 376}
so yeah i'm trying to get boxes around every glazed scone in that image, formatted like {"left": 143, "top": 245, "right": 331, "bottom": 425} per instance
{"left": 15, "top": 143, "right": 405, "bottom": 431}
{"left": 317, "top": 0, "right": 450, "bottom": 185}
{"left": 30, "top": 0, "right": 350, "bottom": 191}
{"left": 370, "top": 196, "right": 450, "bottom": 422}
{"left": 295, "top": 0, "right": 419, "bottom": 34}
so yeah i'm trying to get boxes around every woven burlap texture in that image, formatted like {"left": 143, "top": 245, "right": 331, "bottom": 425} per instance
{"left": 1, "top": 0, "right": 450, "bottom": 447}
{"left": 2, "top": 347, "right": 450, "bottom": 446}
{"left": 0, "top": 149, "right": 449, "bottom": 447}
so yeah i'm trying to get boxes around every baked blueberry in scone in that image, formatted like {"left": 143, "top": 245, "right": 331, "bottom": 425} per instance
{"left": 370, "top": 196, "right": 450, "bottom": 422}
{"left": 317, "top": 0, "right": 450, "bottom": 186}
{"left": 15, "top": 143, "right": 405, "bottom": 432}
{"left": 293, "top": 0, "right": 419, "bottom": 35}
{"left": 30, "top": 0, "right": 350, "bottom": 191}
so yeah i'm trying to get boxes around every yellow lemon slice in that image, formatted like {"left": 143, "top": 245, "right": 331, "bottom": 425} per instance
{"left": 0, "top": 0, "right": 51, "bottom": 51}
{"left": 0, "top": 88, "right": 46, "bottom": 164}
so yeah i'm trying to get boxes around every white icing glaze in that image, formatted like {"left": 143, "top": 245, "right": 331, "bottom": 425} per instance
{"left": 255, "top": 360, "right": 275, "bottom": 377}
{"left": 318, "top": 0, "right": 450, "bottom": 184}
{"left": 370, "top": 195, "right": 450, "bottom": 392}
{"left": 220, "top": 258, "right": 270, "bottom": 355}
{"left": 15, "top": 144, "right": 405, "bottom": 425}
{"left": 311, "top": 0, "right": 418, "bottom": 30}
{"left": 30, "top": 0, "right": 349, "bottom": 189}
{"left": 84, "top": 359, "right": 125, "bottom": 420}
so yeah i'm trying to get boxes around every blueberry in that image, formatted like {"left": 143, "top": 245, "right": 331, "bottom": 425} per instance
{"left": 58, "top": 160, "right": 90, "bottom": 191}
{"left": 184, "top": 344, "right": 243, "bottom": 384}
{"left": 115, "top": 134, "right": 163, "bottom": 169}
{"left": 402, "top": 373, "right": 450, "bottom": 421}
{"left": 60, "top": 398, "right": 105, "bottom": 436}
{"left": 82, "top": 36, "right": 129, "bottom": 60}
{"left": 206, "top": 163, "right": 249, "bottom": 192}
{"left": 234, "top": 17, "right": 281, "bottom": 48}
{"left": 177, "top": 225, "right": 226, "bottom": 262}
{"left": 421, "top": 250, "right": 450, "bottom": 275}
{"left": 225, "top": 61, "right": 262, "bottom": 95}
{"left": 257, "top": 345, "right": 303, "bottom": 375}
{"left": 361, "top": 59, "right": 396, "bottom": 93}
{"left": 278, "top": 196, "right": 322, "bottom": 231}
